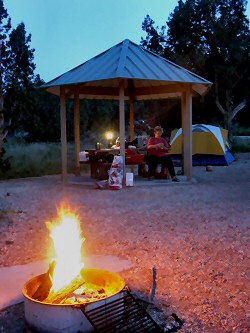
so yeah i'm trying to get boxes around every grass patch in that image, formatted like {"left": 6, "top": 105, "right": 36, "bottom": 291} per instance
{"left": 0, "top": 141, "right": 89, "bottom": 180}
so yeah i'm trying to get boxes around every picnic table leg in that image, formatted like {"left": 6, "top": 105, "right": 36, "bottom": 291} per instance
{"left": 89, "top": 159, "right": 98, "bottom": 179}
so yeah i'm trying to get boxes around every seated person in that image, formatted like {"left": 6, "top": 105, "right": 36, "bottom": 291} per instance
{"left": 147, "top": 126, "right": 180, "bottom": 182}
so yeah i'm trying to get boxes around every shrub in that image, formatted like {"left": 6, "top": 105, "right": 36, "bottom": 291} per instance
{"left": 0, "top": 141, "right": 86, "bottom": 179}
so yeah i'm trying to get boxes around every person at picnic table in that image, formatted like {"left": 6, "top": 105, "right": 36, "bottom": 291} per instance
{"left": 147, "top": 126, "right": 180, "bottom": 182}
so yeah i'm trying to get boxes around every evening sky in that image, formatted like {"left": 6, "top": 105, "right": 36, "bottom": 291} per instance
{"left": 5, "top": 0, "right": 250, "bottom": 82}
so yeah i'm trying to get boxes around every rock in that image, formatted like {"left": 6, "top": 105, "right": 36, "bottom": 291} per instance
{"left": 5, "top": 240, "right": 14, "bottom": 245}
{"left": 206, "top": 165, "right": 213, "bottom": 172}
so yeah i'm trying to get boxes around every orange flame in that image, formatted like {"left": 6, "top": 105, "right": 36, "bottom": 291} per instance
{"left": 46, "top": 206, "right": 84, "bottom": 292}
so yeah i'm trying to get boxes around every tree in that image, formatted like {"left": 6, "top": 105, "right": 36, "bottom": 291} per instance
{"left": 23, "top": 75, "right": 61, "bottom": 142}
{"left": 141, "top": 15, "right": 166, "bottom": 56}
{"left": 0, "top": 0, "right": 11, "bottom": 171}
{"left": 4, "top": 21, "right": 37, "bottom": 132}
{"left": 141, "top": 0, "right": 250, "bottom": 134}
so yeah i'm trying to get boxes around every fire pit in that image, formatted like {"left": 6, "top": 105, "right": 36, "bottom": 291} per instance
{"left": 23, "top": 268, "right": 125, "bottom": 333}
{"left": 22, "top": 206, "right": 164, "bottom": 332}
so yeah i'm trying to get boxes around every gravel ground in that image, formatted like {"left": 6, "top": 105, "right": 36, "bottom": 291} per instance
{"left": 0, "top": 153, "right": 249, "bottom": 332}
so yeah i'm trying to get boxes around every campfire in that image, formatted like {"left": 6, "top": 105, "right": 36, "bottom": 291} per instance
{"left": 23, "top": 206, "right": 125, "bottom": 333}
{"left": 22, "top": 206, "right": 166, "bottom": 333}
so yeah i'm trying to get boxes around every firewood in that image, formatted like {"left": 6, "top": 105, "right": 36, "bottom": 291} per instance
{"left": 43, "top": 274, "right": 85, "bottom": 304}
{"left": 32, "top": 260, "right": 56, "bottom": 301}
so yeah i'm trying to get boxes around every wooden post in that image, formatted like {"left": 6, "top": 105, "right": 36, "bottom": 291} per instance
{"left": 60, "top": 86, "right": 67, "bottom": 183}
{"left": 181, "top": 91, "right": 186, "bottom": 175}
{"left": 129, "top": 96, "right": 135, "bottom": 173}
{"left": 74, "top": 91, "right": 80, "bottom": 176}
{"left": 183, "top": 86, "right": 192, "bottom": 181}
{"left": 129, "top": 96, "right": 135, "bottom": 142}
{"left": 119, "top": 80, "right": 126, "bottom": 172}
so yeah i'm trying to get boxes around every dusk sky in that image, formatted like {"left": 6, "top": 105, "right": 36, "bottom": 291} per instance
{"left": 5, "top": 0, "right": 250, "bottom": 82}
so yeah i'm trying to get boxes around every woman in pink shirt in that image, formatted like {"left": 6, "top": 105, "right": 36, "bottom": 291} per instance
{"left": 147, "top": 126, "right": 180, "bottom": 182}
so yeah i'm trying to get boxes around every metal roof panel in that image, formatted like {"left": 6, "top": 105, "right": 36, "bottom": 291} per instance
{"left": 41, "top": 39, "right": 212, "bottom": 98}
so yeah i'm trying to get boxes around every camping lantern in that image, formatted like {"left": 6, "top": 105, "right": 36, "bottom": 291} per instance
{"left": 106, "top": 131, "right": 114, "bottom": 148}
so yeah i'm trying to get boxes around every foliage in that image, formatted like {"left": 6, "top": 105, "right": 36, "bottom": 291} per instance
{"left": 141, "top": 0, "right": 250, "bottom": 134}
{"left": 64, "top": 99, "right": 120, "bottom": 142}
{"left": 0, "top": 140, "right": 82, "bottom": 179}
{"left": 23, "top": 76, "right": 61, "bottom": 142}
{"left": 3, "top": 21, "right": 37, "bottom": 131}
{"left": 231, "top": 137, "right": 250, "bottom": 152}
{"left": 1, "top": 6, "right": 62, "bottom": 143}
{"left": 0, "top": 0, "right": 11, "bottom": 171}
{"left": 141, "top": 15, "right": 167, "bottom": 56}
{"left": 0, "top": 140, "right": 10, "bottom": 171}
{"left": 232, "top": 126, "right": 250, "bottom": 136}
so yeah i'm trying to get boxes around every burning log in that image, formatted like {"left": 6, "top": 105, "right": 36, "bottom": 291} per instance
{"left": 32, "top": 261, "right": 56, "bottom": 301}
{"left": 43, "top": 274, "right": 85, "bottom": 304}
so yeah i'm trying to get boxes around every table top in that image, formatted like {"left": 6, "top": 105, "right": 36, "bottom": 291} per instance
{"left": 85, "top": 148, "right": 120, "bottom": 155}
{"left": 86, "top": 147, "right": 147, "bottom": 154}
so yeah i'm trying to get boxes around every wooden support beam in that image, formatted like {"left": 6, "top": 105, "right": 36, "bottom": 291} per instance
{"left": 60, "top": 86, "right": 67, "bottom": 183}
{"left": 181, "top": 91, "right": 186, "bottom": 175}
{"left": 119, "top": 79, "right": 126, "bottom": 169}
{"left": 74, "top": 90, "right": 80, "bottom": 176}
{"left": 78, "top": 85, "right": 119, "bottom": 97}
{"left": 129, "top": 96, "right": 135, "bottom": 174}
{"left": 183, "top": 87, "right": 192, "bottom": 181}
{"left": 48, "top": 82, "right": 201, "bottom": 100}
{"left": 134, "top": 83, "right": 186, "bottom": 96}
{"left": 129, "top": 97, "right": 135, "bottom": 141}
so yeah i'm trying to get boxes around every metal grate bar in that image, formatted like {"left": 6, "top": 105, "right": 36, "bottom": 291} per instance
{"left": 88, "top": 301, "right": 126, "bottom": 324}
{"left": 85, "top": 295, "right": 125, "bottom": 313}
{"left": 86, "top": 298, "right": 146, "bottom": 328}
{"left": 81, "top": 290, "right": 163, "bottom": 333}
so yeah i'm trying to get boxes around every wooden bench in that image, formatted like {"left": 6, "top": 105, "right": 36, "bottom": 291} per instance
{"left": 138, "top": 163, "right": 170, "bottom": 179}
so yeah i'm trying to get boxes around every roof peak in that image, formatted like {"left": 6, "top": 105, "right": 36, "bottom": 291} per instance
{"left": 42, "top": 38, "right": 212, "bottom": 96}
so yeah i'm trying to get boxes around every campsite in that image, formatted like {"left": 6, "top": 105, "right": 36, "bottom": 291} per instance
{"left": 0, "top": 152, "right": 249, "bottom": 332}
{"left": 1, "top": 1, "right": 249, "bottom": 332}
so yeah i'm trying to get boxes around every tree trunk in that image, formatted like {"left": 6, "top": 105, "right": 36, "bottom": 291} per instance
{"left": 223, "top": 112, "right": 233, "bottom": 142}
{"left": 216, "top": 96, "right": 246, "bottom": 142}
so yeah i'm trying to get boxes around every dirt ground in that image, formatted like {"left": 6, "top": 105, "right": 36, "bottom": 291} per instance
{"left": 0, "top": 153, "right": 249, "bottom": 332}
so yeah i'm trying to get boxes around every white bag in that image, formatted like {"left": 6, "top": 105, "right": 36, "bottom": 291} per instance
{"left": 126, "top": 173, "right": 134, "bottom": 186}
{"left": 108, "top": 156, "right": 124, "bottom": 190}
{"left": 79, "top": 151, "right": 89, "bottom": 162}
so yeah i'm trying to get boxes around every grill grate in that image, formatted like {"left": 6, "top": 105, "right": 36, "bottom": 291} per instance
{"left": 80, "top": 289, "right": 164, "bottom": 333}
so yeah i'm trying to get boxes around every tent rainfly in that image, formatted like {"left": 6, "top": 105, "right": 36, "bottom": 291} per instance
{"left": 41, "top": 39, "right": 212, "bottom": 182}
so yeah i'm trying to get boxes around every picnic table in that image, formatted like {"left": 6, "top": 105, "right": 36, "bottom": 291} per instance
{"left": 83, "top": 148, "right": 146, "bottom": 179}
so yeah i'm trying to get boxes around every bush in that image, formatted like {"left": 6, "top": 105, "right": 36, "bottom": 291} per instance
{"left": 0, "top": 141, "right": 83, "bottom": 180}
{"left": 231, "top": 136, "right": 250, "bottom": 153}
{"left": 232, "top": 126, "right": 250, "bottom": 136}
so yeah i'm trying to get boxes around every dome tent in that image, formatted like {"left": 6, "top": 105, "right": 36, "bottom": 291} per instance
{"left": 169, "top": 124, "right": 235, "bottom": 166}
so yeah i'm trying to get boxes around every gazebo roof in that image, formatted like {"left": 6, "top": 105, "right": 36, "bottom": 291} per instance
{"left": 42, "top": 39, "right": 212, "bottom": 100}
